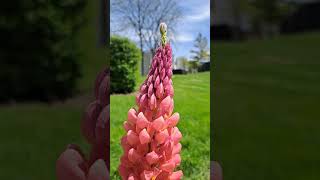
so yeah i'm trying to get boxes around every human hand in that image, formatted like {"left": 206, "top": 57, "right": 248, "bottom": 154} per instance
{"left": 56, "top": 69, "right": 109, "bottom": 180}
{"left": 211, "top": 161, "right": 223, "bottom": 180}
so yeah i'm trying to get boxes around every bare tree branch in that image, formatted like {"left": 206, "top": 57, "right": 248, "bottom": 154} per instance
{"left": 111, "top": 0, "right": 182, "bottom": 75}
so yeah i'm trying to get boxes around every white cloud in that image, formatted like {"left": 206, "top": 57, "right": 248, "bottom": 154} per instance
{"left": 180, "top": 0, "right": 210, "bottom": 22}
{"left": 175, "top": 33, "right": 194, "bottom": 42}
{"left": 184, "top": 7, "right": 210, "bottom": 22}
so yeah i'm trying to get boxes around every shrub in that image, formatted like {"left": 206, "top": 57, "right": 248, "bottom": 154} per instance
{"left": 0, "top": 0, "right": 87, "bottom": 102}
{"left": 110, "top": 36, "right": 141, "bottom": 94}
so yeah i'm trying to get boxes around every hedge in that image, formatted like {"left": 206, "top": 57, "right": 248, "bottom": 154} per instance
{"left": 0, "top": 0, "right": 87, "bottom": 102}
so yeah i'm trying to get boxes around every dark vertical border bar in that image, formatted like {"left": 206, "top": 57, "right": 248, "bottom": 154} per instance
{"left": 210, "top": 0, "right": 215, "bottom": 179}
{"left": 210, "top": 2, "right": 223, "bottom": 180}
{"left": 99, "top": 0, "right": 110, "bottom": 174}
{"left": 99, "top": 0, "right": 109, "bottom": 47}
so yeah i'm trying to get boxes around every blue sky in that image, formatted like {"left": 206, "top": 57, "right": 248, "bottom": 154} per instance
{"left": 173, "top": 0, "right": 210, "bottom": 59}
{"left": 111, "top": 0, "right": 210, "bottom": 59}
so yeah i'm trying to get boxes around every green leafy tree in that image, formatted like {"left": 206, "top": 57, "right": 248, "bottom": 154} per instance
{"left": 240, "top": 0, "right": 291, "bottom": 37}
{"left": 176, "top": 56, "right": 188, "bottom": 71}
{"left": 188, "top": 60, "right": 199, "bottom": 73}
{"left": 190, "top": 33, "right": 209, "bottom": 72}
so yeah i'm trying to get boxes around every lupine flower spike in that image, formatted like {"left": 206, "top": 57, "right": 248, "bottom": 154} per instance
{"left": 119, "top": 23, "right": 183, "bottom": 180}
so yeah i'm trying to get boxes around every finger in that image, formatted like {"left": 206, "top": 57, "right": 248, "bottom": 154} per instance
{"left": 92, "top": 105, "right": 110, "bottom": 170}
{"left": 87, "top": 159, "right": 109, "bottom": 180}
{"left": 56, "top": 148, "right": 87, "bottom": 180}
{"left": 211, "top": 161, "right": 223, "bottom": 180}
{"left": 95, "top": 105, "right": 110, "bottom": 145}
{"left": 81, "top": 101, "right": 102, "bottom": 144}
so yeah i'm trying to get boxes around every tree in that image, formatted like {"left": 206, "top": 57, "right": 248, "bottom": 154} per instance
{"left": 230, "top": 0, "right": 249, "bottom": 39}
{"left": 190, "top": 33, "right": 210, "bottom": 63}
{"left": 188, "top": 60, "right": 199, "bottom": 73}
{"left": 241, "top": 0, "right": 290, "bottom": 38}
{"left": 251, "top": 0, "right": 287, "bottom": 37}
{"left": 176, "top": 56, "right": 189, "bottom": 71}
{"left": 111, "top": 0, "right": 182, "bottom": 75}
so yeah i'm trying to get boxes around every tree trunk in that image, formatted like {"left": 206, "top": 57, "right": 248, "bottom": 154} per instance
{"left": 140, "top": 49, "right": 144, "bottom": 75}
{"left": 139, "top": 38, "right": 144, "bottom": 76}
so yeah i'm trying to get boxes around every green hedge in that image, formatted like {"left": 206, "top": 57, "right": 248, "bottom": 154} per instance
{"left": 110, "top": 36, "right": 141, "bottom": 94}
{"left": 0, "top": 0, "right": 87, "bottom": 102}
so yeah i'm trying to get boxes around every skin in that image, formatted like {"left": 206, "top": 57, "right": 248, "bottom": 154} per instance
{"left": 56, "top": 69, "right": 109, "bottom": 180}
{"left": 212, "top": 161, "right": 223, "bottom": 180}
{"left": 56, "top": 147, "right": 109, "bottom": 180}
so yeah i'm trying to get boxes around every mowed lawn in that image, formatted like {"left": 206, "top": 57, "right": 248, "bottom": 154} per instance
{"left": 0, "top": 104, "right": 91, "bottom": 179}
{"left": 213, "top": 32, "right": 320, "bottom": 180}
{"left": 110, "top": 72, "right": 211, "bottom": 179}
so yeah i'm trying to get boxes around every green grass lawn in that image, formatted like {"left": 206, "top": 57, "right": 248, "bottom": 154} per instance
{"left": 0, "top": 103, "right": 90, "bottom": 179}
{"left": 213, "top": 32, "right": 320, "bottom": 180}
{"left": 110, "top": 72, "right": 211, "bottom": 179}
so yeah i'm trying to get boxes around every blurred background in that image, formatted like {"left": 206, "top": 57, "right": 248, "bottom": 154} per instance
{"left": 0, "top": 0, "right": 106, "bottom": 179}
{"left": 212, "top": 0, "right": 320, "bottom": 179}
{"left": 110, "top": 0, "right": 210, "bottom": 179}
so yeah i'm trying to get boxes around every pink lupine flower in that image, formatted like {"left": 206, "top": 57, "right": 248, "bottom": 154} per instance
{"left": 56, "top": 68, "right": 110, "bottom": 180}
{"left": 119, "top": 23, "right": 183, "bottom": 180}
